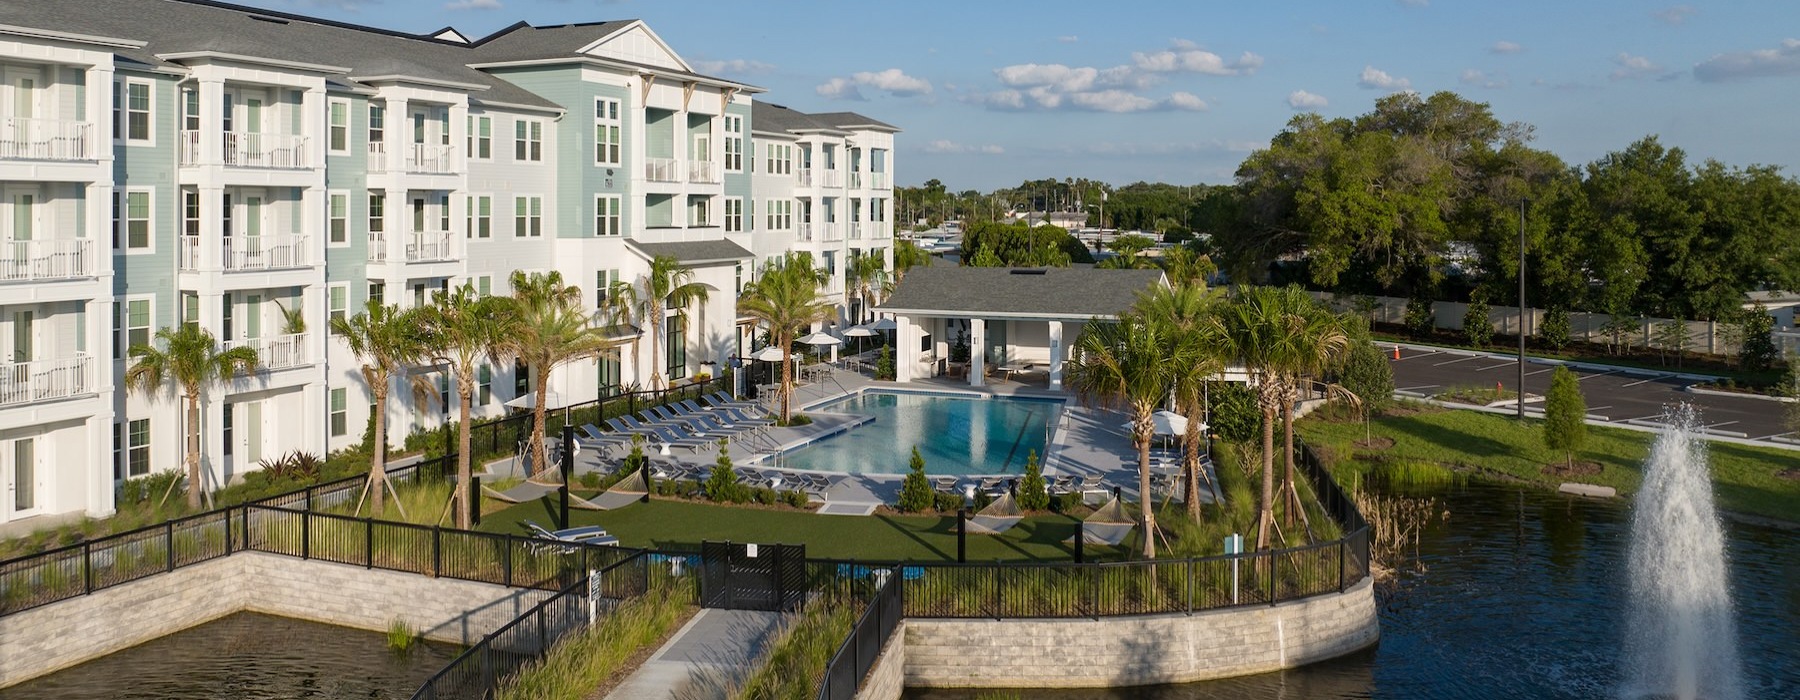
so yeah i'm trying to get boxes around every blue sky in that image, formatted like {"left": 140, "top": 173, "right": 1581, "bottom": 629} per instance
{"left": 253, "top": 0, "right": 1800, "bottom": 191}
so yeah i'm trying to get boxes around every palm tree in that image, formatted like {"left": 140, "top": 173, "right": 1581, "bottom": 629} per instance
{"left": 737, "top": 253, "right": 834, "bottom": 424}
{"left": 623, "top": 255, "right": 710, "bottom": 391}
{"left": 500, "top": 271, "right": 614, "bottom": 480}
{"left": 1268, "top": 291, "right": 1356, "bottom": 536}
{"left": 1134, "top": 283, "right": 1223, "bottom": 522}
{"left": 419, "top": 285, "right": 512, "bottom": 528}
{"left": 1065, "top": 312, "right": 1172, "bottom": 559}
{"left": 893, "top": 239, "right": 932, "bottom": 283}
{"left": 331, "top": 300, "right": 430, "bottom": 516}
{"left": 847, "top": 251, "right": 891, "bottom": 325}
{"left": 124, "top": 323, "right": 259, "bottom": 510}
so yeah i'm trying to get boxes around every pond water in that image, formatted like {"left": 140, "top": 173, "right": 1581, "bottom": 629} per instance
{"left": 904, "top": 479, "right": 1800, "bottom": 699}
{"left": 0, "top": 612, "right": 461, "bottom": 699}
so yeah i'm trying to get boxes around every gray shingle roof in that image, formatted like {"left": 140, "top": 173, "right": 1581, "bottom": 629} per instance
{"left": 627, "top": 239, "right": 753, "bottom": 266}
{"left": 809, "top": 111, "right": 900, "bottom": 132}
{"left": 751, "top": 103, "right": 900, "bottom": 135}
{"left": 0, "top": 0, "right": 561, "bottom": 109}
{"left": 880, "top": 266, "right": 1166, "bottom": 319}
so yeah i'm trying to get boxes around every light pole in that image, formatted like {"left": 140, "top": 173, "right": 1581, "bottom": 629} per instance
{"left": 1517, "top": 198, "right": 1527, "bottom": 420}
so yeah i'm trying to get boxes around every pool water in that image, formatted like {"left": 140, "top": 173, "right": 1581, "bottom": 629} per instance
{"left": 775, "top": 392, "right": 1061, "bottom": 475}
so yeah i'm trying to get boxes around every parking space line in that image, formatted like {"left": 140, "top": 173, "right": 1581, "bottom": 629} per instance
{"left": 1576, "top": 370, "right": 1617, "bottom": 381}
{"left": 1622, "top": 377, "right": 1661, "bottom": 388}
{"left": 1475, "top": 362, "right": 1516, "bottom": 372}
{"left": 1525, "top": 368, "right": 1554, "bottom": 376}
{"left": 1433, "top": 355, "right": 1478, "bottom": 367}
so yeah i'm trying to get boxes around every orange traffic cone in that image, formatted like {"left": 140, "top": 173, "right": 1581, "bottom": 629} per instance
{"left": 1392, "top": 346, "right": 1401, "bottom": 360}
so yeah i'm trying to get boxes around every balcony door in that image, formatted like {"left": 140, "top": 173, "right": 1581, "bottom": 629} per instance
{"left": 243, "top": 293, "right": 262, "bottom": 342}
{"left": 5, "top": 437, "right": 39, "bottom": 519}
{"left": 3, "top": 189, "right": 33, "bottom": 277}
{"left": 2, "top": 66, "right": 40, "bottom": 147}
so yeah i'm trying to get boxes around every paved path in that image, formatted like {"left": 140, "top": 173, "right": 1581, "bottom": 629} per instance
{"left": 603, "top": 608, "right": 784, "bottom": 700}
{"left": 1386, "top": 344, "right": 1795, "bottom": 443}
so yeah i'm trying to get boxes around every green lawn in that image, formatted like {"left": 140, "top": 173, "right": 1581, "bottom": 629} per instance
{"left": 1298, "top": 406, "right": 1800, "bottom": 522}
{"left": 476, "top": 497, "right": 1126, "bottom": 562}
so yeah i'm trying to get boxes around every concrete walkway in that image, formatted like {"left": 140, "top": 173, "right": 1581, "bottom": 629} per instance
{"left": 603, "top": 608, "right": 784, "bottom": 700}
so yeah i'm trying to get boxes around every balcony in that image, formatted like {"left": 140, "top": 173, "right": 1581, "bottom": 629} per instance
{"left": 797, "top": 168, "right": 813, "bottom": 187}
{"left": 223, "top": 333, "right": 308, "bottom": 372}
{"left": 370, "top": 231, "right": 455, "bottom": 264}
{"left": 821, "top": 169, "right": 844, "bottom": 188}
{"left": 0, "top": 354, "right": 93, "bottom": 407}
{"left": 645, "top": 158, "right": 681, "bottom": 183}
{"left": 0, "top": 118, "right": 93, "bottom": 161}
{"left": 1, "top": 239, "right": 94, "bottom": 282}
{"left": 688, "top": 159, "right": 720, "bottom": 184}
{"left": 369, "top": 142, "right": 458, "bottom": 175}
{"left": 179, "top": 131, "right": 310, "bottom": 169}
{"left": 178, "top": 235, "right": 310, "bottom": 272}
{"left": 797, "top": 223, "right": 814, "bottom": 242}
{"left": 820, "top": 224, "right": 844, "bottom": 242}
{"left": 849, "top": 172, "right": 862, "bottom": 190}
{"left": 869, "top": 223, "right": 891, "bottom": 239}
{"left": 871, "top": 172, "right": 890, "bottom": 190}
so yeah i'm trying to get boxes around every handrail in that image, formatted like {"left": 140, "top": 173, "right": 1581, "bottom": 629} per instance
{"left": 817, "top": 566, "right": 902, "bottom": 700}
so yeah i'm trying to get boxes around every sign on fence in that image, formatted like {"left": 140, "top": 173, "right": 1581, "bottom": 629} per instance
{"left": 587, "top": 569, "right": 600, "bottom": 626}
{"left": 1225, "top": 533, "right": 1244, "bottom": 605}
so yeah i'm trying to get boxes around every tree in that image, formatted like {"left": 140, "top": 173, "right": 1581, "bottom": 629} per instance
{"left": 897, "top": 447, "right": 934, "bottom": 513}
{"left": 419, "top": 285, "right": 511, "bottom": 529}
{"left": 1404, "top": 297, "right": 1435, "bottom": 338}
{"left": 330, "top": 301, "right": 430, "bottom": 515}
{"left": 1067, "top": 312, "right": 1173, "bottom": 558}
{"left": 894, "top": 239, "right": 933, "bottom": 283}
{"left": 967, "top": 245, "right": 1004, "bottom": 267}
{"left": 1652, "top": 317, "right": 1691, "bottom": 367}
{"left": 738, "top": 253, "right": 834, "bottom": 423}
{"left": 1207, "top": 382, "right": 1260, "bottom": 444}
{"left": 499, "top": 271, "right": 614, "bottom": 480}
{"left": 1543, "top": 366, "right": 1588, "bottom": 468}
{"left": 1462, "top": 296, "right": 1493, "bottom": 347}
{"left": 1017, "top": 450, "right": 1049, "bottom": 512}
{"left": 1136, "top": 282, "right": 1224, "bottom": 521}
{"left": 1338, "top": 340, "right": 1395, "bottom": 415}
{"left": 1601, "top": 311, "right": 1639, "bottom": 356}
{"left": 1539, "top": 307, "right": 1572, "bottom": 350}
{"left": 614, "top": 255, "right": 710, "bottom": 391}
{"left": 123, "top": 323, "right": 259, "bottom": 510}
{"left": 847, "top": 251, "right": 891, "bottom": 325}
{"left": 1736, "top": 303, "right": 1780, "bottom": 372}
{"left": 705, "top": 448, "right": 743, "bottom": 503}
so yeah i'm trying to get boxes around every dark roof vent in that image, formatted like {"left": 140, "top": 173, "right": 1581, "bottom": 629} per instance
{"left": 1009, "top": 268, "right": 1048, "bottom": 275}
{"left": 248, "top": 14, "right": 290, "bottom": 25}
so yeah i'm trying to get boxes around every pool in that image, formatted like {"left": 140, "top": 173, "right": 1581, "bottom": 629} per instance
{"left": 773, "top": 391, "right": 1061, "bottom": 475}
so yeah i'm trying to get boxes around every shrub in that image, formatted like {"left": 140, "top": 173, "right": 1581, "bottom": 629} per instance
{"left": 1404, "top": 297, "right": 1435, "bottom": 338}
{"left": 781, "top": 490, "right": 811, "bottom": 508}
{"left": 258, "top": 450, "right": 323, "bottom": 482}
{"left": 1051, "top": 492, "right": 1084, "bottom": 513}
{"left": 1539, "top": 307, "right": 1571, "bottom": 350}
{"left": 1016, "top": 450, "right": 1050, "bottom": 511}
{"left": 1737, "top": 303, "right": 1780, "bottom": 372}
{"left": 1462, "top": 296, "right": 1492, "bottom": 347}
{"left": 875, "top": 345, "right": 895, "bottom": 381}
{"left": 933, "top": 491, "right": 965, "bottom": 512}
{"left": 1208, "top": 382, "right": 1260, "bottom": 443}
{"left": 1543, "top": 366, "right": 1588, "bottom": 469}
{"left": 577, "top": 472, "right": 602, "bottom": 489}
{"left": 896, "top": 447, "right": 934, "bottom": 513}
{"left": 705, "top": 451, "right": 744, "bottom": 503}
{"left": 1337, "top": 341, "right": 1395, "bottom": 413}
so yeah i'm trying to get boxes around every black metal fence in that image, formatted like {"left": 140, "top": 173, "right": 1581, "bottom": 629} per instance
{"left": 409, "top": 550, "right": 656, "bottom": 700}
{"left": 816, "top": 566, "right": 903, "bottom": 700}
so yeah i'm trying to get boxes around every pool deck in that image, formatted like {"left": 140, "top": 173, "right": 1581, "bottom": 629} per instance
{"left": 544, "top": 369, "right": 1219, "bottom": 513}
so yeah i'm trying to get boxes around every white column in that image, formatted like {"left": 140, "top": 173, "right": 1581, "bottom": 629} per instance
{"left": 1048, "top": 320, "right": 1064, "bottom": 389}
{"left": 197, "top": 79, "right": 225, "bottom": 165}
{"left": 84, "top": 413, "right": 116, "bottom": 517}
{"left": 199, "top": 186, "right": 224, "bottom": 271}
{"left": 894, "top": 315, "right": 913, "bottom": 383}
{"left": 448, "top": 102, "right": 469, "bottom": 173}
{"left": 301, "top": 86, "right": 325, "bottom": 169}
{"left": 969, "top": 318, "right": 985, "bottom": 387}
{"left": 384, "top": 186, "right": 403, "bottom": 271}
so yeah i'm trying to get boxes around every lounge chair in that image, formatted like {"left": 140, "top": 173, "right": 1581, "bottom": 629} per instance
{"left": 524, "top": 520, "right": 620, "bottom": 548}
{"left": 666, "top": 404, "right": 755, "bottom": 438}
{"left": 646, "top": 405, "right": 714, "bottom": 432}
{"left": 683, "top": 400, "right": 774, "bottom": 429}
{"left": 977, "top": 476, "right": 1009, "bottom": 497}
{"left": 931, "top": 476, "right": 961, "bottom": 494}
{"left": 802, "top": 473, "right": 835, "bottom": 497}
{"left": 607, "top": 417, "right": 662, "bottom": 437}
{"left": 580, "top": 423, "right": 635, "bottom": 449}
{"left": 647, "top": 425, "right": 715, "bottom": 453}
{"left": 704, "top": 392, "right": 765, "bottom": 414}
{"left": 965, "top": 491, "right": 1024, "bottom": 535}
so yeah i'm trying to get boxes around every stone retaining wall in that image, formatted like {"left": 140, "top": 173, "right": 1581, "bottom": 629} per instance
{"left": 0, "top": 552, "right": 551, "bottom": 689}
{"left": 854, "top": 624, "right": 907, "bottom": 700}
{"left": 902, "top": 578, "right": 1378, "bottom": 688}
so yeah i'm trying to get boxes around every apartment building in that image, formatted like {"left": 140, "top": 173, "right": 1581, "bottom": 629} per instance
{"left": 0, "top": 0, "right": 897, "bottom": 528}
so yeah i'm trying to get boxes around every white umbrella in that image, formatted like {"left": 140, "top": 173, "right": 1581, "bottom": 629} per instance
{"left": 797, "top": 332, "right": 842, "bottom": 346}
{"left": 842, "top": 324, "right": 878, "bottom": 356}
{"left": 1122, "top": 410, "right": 1202, "bottom": 438}
{"left": 506, "top": 389, "right": 569, "bottom": 411}
{"left": 750, "top": 346, "right": 792, "bottom": 362}
{"left": 868, "top": 317, "right": 897, "bottom": 331}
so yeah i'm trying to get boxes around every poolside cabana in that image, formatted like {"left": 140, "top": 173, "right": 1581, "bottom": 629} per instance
{"left": 876, "top": 267, "right": 1167, "bottom": 388}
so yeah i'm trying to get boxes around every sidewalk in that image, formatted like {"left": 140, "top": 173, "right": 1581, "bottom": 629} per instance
{"left": 603, "top": 608, "right": 784, "bottom": 700}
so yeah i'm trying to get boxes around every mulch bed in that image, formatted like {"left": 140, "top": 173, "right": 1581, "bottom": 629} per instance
{"left": 1776, "top": 469, "right": 1800, "bottom": 482}
{"left": 1354, "top": 437, "right": 1396, "bottom": 450}
{"left": 1541, "top": 460, "right": 1604, "bottom": 477}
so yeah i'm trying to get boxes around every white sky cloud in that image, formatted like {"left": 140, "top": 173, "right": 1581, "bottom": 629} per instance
{"left": 1287, "top": 90, "right": 1328, "bottom": 110}
{"left": 1459, "top": 69, "right": 1509, "bottom": 89}
{"left": 691, "top": 59, "right": 775, "bottom": 76}
{"left": 1057, "top": 35, "right": 1079, "bottom": 43}
{"left": 1491, "top": 40, "right": 1523, "bottom": 55}
{"left": 1358, "top": 66, "right": 1411, "bottom": 90}
{"left": 443, "top": 0, "right": 498, "bottom": 8}
{"left": 1132, "top": 41, "right": 1263, "bottom": 76}
{"left": 1694, "top": 38, "right": 1800, "bottom": 82}
{"left": 922, "top": 139, "right": 1004, "bottom": 155}
{"left": 1610, "top": 52, "right": 1662, "bottom": 80}
{"left": 1653, "top": 5, "right": 1696, "bottom": 26}
{"left": 816, "top": 68, "right": 933, "bottom": 100}
{"left": 1397, "top": 0, "right": 1429, "bottom": 7}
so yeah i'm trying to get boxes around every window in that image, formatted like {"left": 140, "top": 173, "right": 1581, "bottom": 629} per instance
{"left": 724, "top": 197, "right": 743, "bottom": 232}
{"left": 594, "top": 195, "right": 621, "bottom": 236}
{"left": 183, "top": 88, "right": 200, "bottom": 131}
{"left": 724, "top": 115, "right": 743, "bottom": 172}
{"left": 597, "top": 355, "right": 621, "bottom": 398}
{"left": 328, "top": 285, "right": 347, "bottom": 332}
{"left": 594, "top": 99, "right": 620, "bottom": 166}
{"left": 116, "top": 79, "right": 151, "bottom": 143}
{"left": 765, "top": 143, "right": 792, "bottom": 175}
{"left": 368, "top": 104, "right": 384, "bottom": 144}
{"left": 369, "top": 282, "right": 384, "bottom": 307}
{"left": 181, "top": 292, "right": 199, "bottom": 325}
{"left": 514, "top": 196, "right": 541, "bottom": 237}
{"left": 316, "top": 387, "right": 342, "bottom": 437}
{"left": 115, "top": 190, "right": 151, "bottom": 251}
{"left": 328, "top": 192, "right": 348, "bottom": 245}
{"left": 222, "top": 403, "right": 233, "bottom": 457}
{"left": 513, "top": 359, "right": 529, "bottom": 398}
{"left": 466, "top": 195, "right": 491, "bottom": 239}
{"left": 690, "top": 197, "right": 711, "bottom": 227}
{"left": 328, "top": 99, "right": 350, "bottom": 153}
{"left": 595, "top": 269, "right": 619, "bottom": 310}
{"left": 113, "top": 422, "right": 124, "bottom": 480}
{"left": 182, "top": 189, "right": 200, "bottom": 237}
{"left": 478, "top": 364, "right": 492, "bottom": 405}
{"left": 467, "top": 115, "right": 491, "bottom": 160}
{"left": 476, "top": 275, "right": 491, "bottom": 298}
{"left": 514, "top": 119, "right": 542, "bottom": 162}
{"left": 665, "top": 313, "right": 687, "bottom": 380}
{"left": 735, "top": 263, "right": 743, "bottom": 295}
{"left": 368, "top": 192, "right": 384, "bottom": 233}
{"left": 127, "top": 419, "right": 150, "bottom": 478}
{"left": 872, "top": 198, "right": 887, "bottom": 222}
{"left": 765, "top": 199, "right": 792, "bottom": 230}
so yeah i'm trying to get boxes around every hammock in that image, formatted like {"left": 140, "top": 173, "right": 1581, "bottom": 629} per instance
{"left": 585, "top": 471, "right": 649, "bottom": 511}
{"left": 965, "top": 491, "right": 1024, "bottom": 535}
{"left": 1065, "top": 494, "right": 1135, "bottom": 546}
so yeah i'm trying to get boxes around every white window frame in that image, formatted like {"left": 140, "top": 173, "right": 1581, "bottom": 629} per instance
{"left": 327, "top": 190, "right": 349, "bottom": 246}
{"left": 595, "top": 269, "right": 619, "bottom": 310}
{"left": 126, "top": 417, "right": 151, "bottom": 478}
{"left": 368, "top": 192, "right": 385, "bottom": 234}
{"left": 466, "top": 194, "right": 491, "bottom": 239}
{"left": 328, "top": 98, "right": 351, "bottom": 155}
{"left": 115, "top": 77, "right": 154, "bottom": 145}
{"left": 329, "top": 387, "right": 348, "bottom": 437}
{"left": 115, "top": 188, "right": 154, "bottom": 254}
{"left": 467, "top": 115, "right": 492, "bottom": 161}
{"left": 514, "top": 118, "right": 543, "bottom": 162}
{"left": 368, "top": 104, "right": 385, "bottom": 145}
{"left": 122, "top": 295, "right": 154, "bottom": 356}
{"left": 724, "top": 115, "right": 743, "bottom": 172}
{"left": 595, "top": 194, "right": 621, "bottom": 236}
{"left": 477, "top": 364, "right": 493, "bottom": 406}
{"left": 328, "top": 283, "right": 348, "bottom": 333}
{"left": 594, "top": 98, "right": 621, "bottom": 166}
{"left": 765, "top": 199, "right": 793, "bottom": 230}
{"left": 513, "top": 195, "right": 542, "bottom": 237}
{"left": 724, "top": 196, "right": 743, "bottom": 232}
{"left": 475, "top": 275, "right": 492, "bottom": 298}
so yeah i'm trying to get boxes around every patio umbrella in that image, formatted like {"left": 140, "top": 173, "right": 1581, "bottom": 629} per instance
{"left": 798, "top": 331, "right": 843, "bottom": 363}
{"left": 842, "top": 324, "right": 878, "bottom": 356}
{"left": 1122, "top": 410, "right": 1203, "bottom": 439}
{"left": 868, "top": 317, "right": 898, "bottom": 331}
{"left": 505, "top": 388, "right": 569, "bottom": 412}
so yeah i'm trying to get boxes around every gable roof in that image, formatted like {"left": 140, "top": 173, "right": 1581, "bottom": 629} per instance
{"left": 809, "top": 111, "right": 901, "bottom": 132}
{"left": 880, "top": 267, "right": 1166, "bottom": 320}
{"left": 466, "top": 20, "right": 759, "bottom": 91}
{"left": 752, "top": 103, "right": 901, "bottom": 137}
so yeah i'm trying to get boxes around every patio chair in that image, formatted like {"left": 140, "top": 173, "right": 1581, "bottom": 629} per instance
{"left": 523, "top": 520, "right": 620, "bottom": 550}
{"left": 684, "top": 400, "right": 774, "bottom": 429}
{"left": 607, "top": 417, "right": 662, "bottom": 437}
{"left": 668, "top": 402, "right": 757, "bottom": 438}
{"left": 931, "top": 476, "right": 960, "bottom": 494}
{"left": 647, "top": 404, "right": 714, "bottom": 432}
{"left": 704, "top": 392, "right": 766, "bottom": 414}
{"left": 977, "top": 476, "right": 1009, "bottom": 497}
{"left": 803, "top": 473, "right": 835, "bottom": 496}
{"left": 580, "top": 423, "right": 635, "bottom": 449}
{"left": 646, "top": 425, "right": 715, "bottom": 453}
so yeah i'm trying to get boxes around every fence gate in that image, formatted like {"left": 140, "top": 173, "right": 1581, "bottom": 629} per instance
{"left": 699, "top": 541, "right": 806, "bottom": 611}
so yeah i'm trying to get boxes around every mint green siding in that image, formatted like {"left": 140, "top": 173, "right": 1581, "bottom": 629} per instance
{"left": 486, "top": 66, "right": 631, "bottom": 240}
{"left": 112, "top": 71, "right": 180, "bottom": 330}
{"left": 324, "top": 92, "right": 369, "bottom": 304}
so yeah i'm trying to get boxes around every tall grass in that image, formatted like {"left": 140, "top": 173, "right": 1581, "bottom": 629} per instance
{"left": 494, "top": 572, "right": 697, "bottom": 700}
{"left": 387, "top": 617, "right": 417, "bottom": 654}
{"left": 732, "top": 596, "right": 860, "bottom": 700}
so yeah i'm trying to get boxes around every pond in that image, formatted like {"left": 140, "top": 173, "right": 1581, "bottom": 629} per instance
{"left": 904, "top": 479, "right": 1800, "bottom": 699}
{"left": 0, "top": 612, "right": 461, "bottom": 699}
